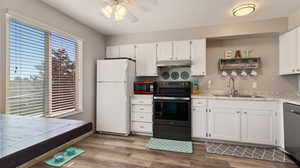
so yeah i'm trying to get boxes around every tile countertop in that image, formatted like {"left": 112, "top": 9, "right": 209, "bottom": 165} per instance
{"left": 191, "top": 94, "right": 300, "bottom": 106}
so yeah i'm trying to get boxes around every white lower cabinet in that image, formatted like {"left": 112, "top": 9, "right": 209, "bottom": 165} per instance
{"left": 208, "top": 107, "right": 241, "bottom": 142}
{"left": 192, "top": 99, "right": 207, "bottom": 138}
{"left": 241, "top": 109, "right": 274, "bottom": 145}
{"left": 192, "top": 98, "right": 278, "bottom": 146}
{"left": 131, "top": 95, "right": 153, "bottom": 135}
{"left": 192, "top": 107, "right": 206, "bottom": 138}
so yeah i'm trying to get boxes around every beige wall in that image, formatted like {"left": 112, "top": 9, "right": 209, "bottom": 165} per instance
{"left": 0, "top": 0, "right": 105, "bottom": 125}
{"left": 198, "top": 35, "right": 298, "bottom": 97}
{"left": 289, "top": 8, "right": 300, "bottom": 30}
{"left": 106, "top": 18, "right": 288, "bottom": 45}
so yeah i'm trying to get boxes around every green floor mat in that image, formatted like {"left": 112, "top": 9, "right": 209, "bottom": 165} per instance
{"left": 44, "top": 147, "right": 85, "bottom": 167}
{"left": 145, "top": 138, "right": 193, "bottom": 153}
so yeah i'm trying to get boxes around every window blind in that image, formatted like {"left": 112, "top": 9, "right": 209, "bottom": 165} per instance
{"left": 7, "top": 18, "right": 81, "bottom": 116}
{"left": 50, "top": 33, "right": 78, "bottom": 114}
{"left": 7, "top": 20, "right": 49, "bottom": 116}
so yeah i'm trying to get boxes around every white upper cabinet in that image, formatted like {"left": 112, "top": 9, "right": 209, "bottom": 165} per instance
{"left": 241, "top": 109, "right": 274, "bottom": 145}
{"left": 157, "top": 41, "right": 173, "bottom": 61}
{"left": 106, "top": 46, "right": 120, "bottom": 58}
{"left": 135, "top": 43, "right": 158, "bottom": 76}
{"left": 120, "top": 44, "right": 136, "bottom": 60}
{"left": 279, "top": 28, "right": 299, "bottom": 75}
{"left": 191, "top": 39, "right": 206, "bottom": 76}
{"left": 173, "top": 40, "right": 191, "bottom": 60}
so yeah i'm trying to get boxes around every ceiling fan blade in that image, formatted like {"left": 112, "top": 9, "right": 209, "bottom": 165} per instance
{"left": 126, "top": 11, "right": 138, "bottom": 23}
{"left": 139, "top": 0, "right": 158, "bottom": 5}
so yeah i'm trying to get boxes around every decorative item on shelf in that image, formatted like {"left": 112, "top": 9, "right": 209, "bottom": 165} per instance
{"left": 243, "top": 49, "right": 253, "bottom": 58}
{"left": 171, "top": 71, "right": 179, "bottom": 80}
{"left": 181, "top": 71, "right": 190, "bottom": 80}
{"left": 224, "top": 50, "right": 234, "bottom": 59}
{"left": 162, "top": 72, "right": 170, "bottom": 80}
{"left": 192, "top": 80, "right": 200, "bottom": 95}
{"left": 221, "top": 71, "right": 228, "bottom": 77}
{"left": 231, "top": 70, "right": 238, "bottom": 77}
{"left": 240, "top": 70, "right": 248, "bottom": 77}
{"left": 235, "top": 50, "right": 242, "bottom": 58}
{"left": 250, "top": 70, "right": 258, "bottom": 76}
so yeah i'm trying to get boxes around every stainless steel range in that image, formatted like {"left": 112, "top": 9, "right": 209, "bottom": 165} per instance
{"left": 153, "top": 81, "right": 191, "bottom": 141}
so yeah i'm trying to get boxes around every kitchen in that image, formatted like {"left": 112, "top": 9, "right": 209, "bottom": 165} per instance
{"left": 98, "top": 33, "right": 300, "bottom": 164}
{"left": 1, "top": 0, "right": 300, "bottom": 168}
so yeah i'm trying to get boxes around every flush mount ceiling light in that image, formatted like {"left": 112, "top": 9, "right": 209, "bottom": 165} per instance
{"left": 232, "top": 3, "right": 256, "bottom": 16}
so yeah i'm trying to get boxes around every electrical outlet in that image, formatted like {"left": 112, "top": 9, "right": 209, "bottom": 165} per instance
{"left": 252, "top": 82, "right": 257, "bottom": 89}
{"left": 208, "top": 80, "right": 212, "bottom": 89}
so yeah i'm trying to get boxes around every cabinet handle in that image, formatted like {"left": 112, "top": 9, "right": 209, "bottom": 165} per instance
{"left": 244, "top": 112, "right": 247, "bottom": 114}
{"left": 297, "top": 69, "right": 300, "bottom": 72}
{"left": 140, "top": 126, "right": 144, "bottom": 128}
{"left": 140, "top": 116, "right": 144, "bottom": 119}
{"left": 292, "top": 69, "right": 296, "bottom": 72}
{"left": 237, "top": 111, "right": 240, "bottom": 114}
{"left": 140, "top": 108, "right": 144, "bottom": 110}
{"left": 139, "top": 101, "right": 144, "bottom": 103}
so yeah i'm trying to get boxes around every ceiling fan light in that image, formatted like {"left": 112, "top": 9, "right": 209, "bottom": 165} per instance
{"left": 114, "top": 4, "right": 127, "bottom": 21}
{"left": 232, "top": 3, "right": 256, "bottom": 16}
{"left": 102, "top": 5, "right": 113, "bottom": 18}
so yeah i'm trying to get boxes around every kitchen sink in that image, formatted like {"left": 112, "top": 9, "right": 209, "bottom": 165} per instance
{"left": 213, "top": 94, "right": 264, "bottom": 98}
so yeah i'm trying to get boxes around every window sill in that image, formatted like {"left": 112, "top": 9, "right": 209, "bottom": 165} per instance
{"left": 46, "top": 111, "right": 82, "bottom": 119}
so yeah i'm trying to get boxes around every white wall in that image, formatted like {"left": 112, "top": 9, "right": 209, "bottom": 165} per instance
{"left": 289, "top": 8, "right": 300, "bottom": 30}
{"left": 106, "top": 18, "right": 288, "bottom": 45}
{"left": 0, "top": 0, "right": 105, "bottom": 126}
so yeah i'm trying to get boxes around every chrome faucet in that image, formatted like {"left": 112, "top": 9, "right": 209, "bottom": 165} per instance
{"left": 228, "top": 76, "right": 238, "bottom": 97}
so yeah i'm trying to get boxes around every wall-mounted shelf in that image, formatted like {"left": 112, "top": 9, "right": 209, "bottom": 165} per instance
{"left": 219, "top": 57, "right": 261, "bottom": 70}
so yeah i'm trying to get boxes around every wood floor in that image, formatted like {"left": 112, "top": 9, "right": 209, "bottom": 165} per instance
{"left": 33, "top": 134, "right": 298, "bottom": 168}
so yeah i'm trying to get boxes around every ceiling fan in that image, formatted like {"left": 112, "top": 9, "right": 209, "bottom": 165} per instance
{"left": 100, "top": 0, "right": 157, "bottom": 22}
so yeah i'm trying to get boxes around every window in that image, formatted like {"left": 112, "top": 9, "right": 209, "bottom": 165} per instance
{"left": 6, "top": 18, "right": 82, "bottom": 116}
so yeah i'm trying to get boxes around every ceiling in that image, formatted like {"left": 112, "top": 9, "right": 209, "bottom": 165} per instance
{"left": 41, "top": 0, "right": 300, "bottom": 35}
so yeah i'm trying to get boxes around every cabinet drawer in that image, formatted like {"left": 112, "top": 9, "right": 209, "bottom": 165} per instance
{"left": 132, "top": 105, "right": 152, "bottom": 113}
{"left": 132, "top": 112, "right": 152, "bottom": 122}
{"left": 132, "top": 122, "right": 152, "bottom": 133}
{"left": 131, "top": 98, "right": 152, "bottom": 105}
{"left": 192, "top": 99, "right": 207, "bottom": 107}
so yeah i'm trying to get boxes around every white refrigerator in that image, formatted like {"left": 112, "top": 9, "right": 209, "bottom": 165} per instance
{"left": 96, "top": 59, "right": 135, "bottom": 135}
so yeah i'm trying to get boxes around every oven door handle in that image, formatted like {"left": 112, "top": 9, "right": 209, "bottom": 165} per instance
{"left": 153, "top": 96, "right": 190, "bottom": 101}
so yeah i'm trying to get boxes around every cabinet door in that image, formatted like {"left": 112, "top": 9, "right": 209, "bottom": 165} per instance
{"left": 208, "top": 107, "right": 240, "bottom": 142}
{"left": 192, "top": 106, "right": 207, "bottom": 138}
{"left": 173, "top": 40, "right": 191, "bottom": 60}
{"left": 297, "top": 28, "right": 300, "bottom": 70}
{"left": 157, "top": 41, "right": 173, "bottom": 61}
{"left": 120, "top": 44, "right": 136, "bottom": 60}
{"left": 279, "top": 30, "right": 297, "bottom": 75}
{"left": 191, "top": 39, "right": 206, "bottom": 76}
{"left": 106, "top": 46, "right": 120, "bottom": 58}
{"left": 136, "top": 43, "right": 158, "bottom": 76}
{"left": 241, "top": 109, "right": 274, "bottom": 145}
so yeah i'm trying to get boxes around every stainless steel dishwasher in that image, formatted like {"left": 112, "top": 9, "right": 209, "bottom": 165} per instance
{"left": 284, "top": 103, "right": 300, "bottom": 163}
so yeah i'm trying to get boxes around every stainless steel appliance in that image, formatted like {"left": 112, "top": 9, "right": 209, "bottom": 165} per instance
{"left": 284, "top": 103, "right": 300, "bottom": 164}
{"left": 153, "top": 81, "right": 191, "bottom": 141}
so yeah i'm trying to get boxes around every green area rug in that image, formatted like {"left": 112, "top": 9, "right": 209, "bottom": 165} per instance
{"left": 44, "top": 147, "right": 85, "bottom": 167}
{"left": 146, "top": 138, "right": 193, "bottom": 153}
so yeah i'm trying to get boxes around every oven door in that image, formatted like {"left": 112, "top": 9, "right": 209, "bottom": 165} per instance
{"left": 153, "top": 97, "right": 191, "bottom": 127}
